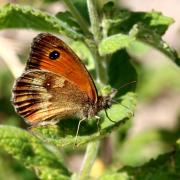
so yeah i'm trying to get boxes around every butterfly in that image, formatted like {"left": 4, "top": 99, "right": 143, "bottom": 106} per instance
{"left": 12, "top": 33, "right": 116, "bottom": 126}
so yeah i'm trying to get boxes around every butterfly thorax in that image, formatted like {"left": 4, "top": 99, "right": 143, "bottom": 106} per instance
{"left": 84, "top": 89, "right": 116, "bottom": 118}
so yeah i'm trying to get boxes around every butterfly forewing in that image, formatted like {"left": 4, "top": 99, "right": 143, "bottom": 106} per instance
{"left": 26, "top": 33, "right": 98, "bottom": 102}
{"left": 12, "top": 70, "right": 89, "bottom": 125}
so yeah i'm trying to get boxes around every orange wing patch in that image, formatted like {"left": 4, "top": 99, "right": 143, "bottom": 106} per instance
{"left": 26, "top": 33, "right": 98, "bottom": 102}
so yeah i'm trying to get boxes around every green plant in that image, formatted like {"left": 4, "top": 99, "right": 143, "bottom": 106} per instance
{"left": 0, "top": 0, "right": 180, "bottom": 179}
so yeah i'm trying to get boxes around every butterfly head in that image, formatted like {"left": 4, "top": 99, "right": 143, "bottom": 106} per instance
{"left": 97, "top": 88, "right": 117, "bottom": 109}
{"left": 85, "top": 88, "right": 117, "bottom": 118}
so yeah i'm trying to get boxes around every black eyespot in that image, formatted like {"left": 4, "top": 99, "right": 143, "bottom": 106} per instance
{"left": 49, "top": 50, "right": 60, "bottom": 60}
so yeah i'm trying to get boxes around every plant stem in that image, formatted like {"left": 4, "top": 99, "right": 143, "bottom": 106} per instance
{"left": 87, "top": 0, "right": 102, "bottom": 43}
{"left": 94, "top": 48, "right": 109, "bottom": 85}
{"left": 78, "top": 141, "right": 100, "bottom": 180}
{"left": 77, "top": 1, "right": 108, "bottom": 179}
{"left": 63, "top": 0, "right": 90, "bottom": 36}
{"left": 86, "top": 0, "right": 108, "bottom": 84}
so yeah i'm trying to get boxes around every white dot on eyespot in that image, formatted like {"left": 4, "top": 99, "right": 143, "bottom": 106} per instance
{"left": 46, "top": 83, "right": 50, "bottom": 86}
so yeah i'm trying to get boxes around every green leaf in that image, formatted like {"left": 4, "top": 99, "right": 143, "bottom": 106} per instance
{"left": 0, "top": 125, "right": 70, "bottom": 180}
{"left": 72, "top": 0, "right": 89, "bottom": 22}
{"left": 108, "top": 50, "right": 137, "bottom": 96}
{"left": 43, "top": 0, "right": 59, "bottom": 3}
{"left": 55, "top": 11, "right": 82, "bottom": 33}
{"left": 0, "top": 3, "right": 83, "bottom": 40}
{"left": 133, "top": 25, "right": 180, "bottom": 64}
{"left": 102, "top": 4, "right": 173, "bottom": 36}
{"left": 143, "top": 11, "right": 174, "bottom": 34}
{"left": 100, "top": 150, "right": 180, "bottom": 180}
{"left": 102, "top": 5, "right": 180, "bottom": 64}
{"left": 119, "top": 129, "right": 173, "bottom": 166}
{"left": 30, "top": 92, "right": 137, "bottom": 147}
{"left": 98, "top": 33, "right": 136, "bottom": 55}
{"left": 99, "top": 172, "right": 129, "bottom": 180}
{"left": 100, "top": 141, "right": 180, "bottom": 180}
{"left": 102, "top": 1, "right": 115, "bottom": 14}
{"left": 138, "top": 66, "right": 180, "bottom": 100}
{"left": 0, "top": 149, "right": 36, "bottom": 180}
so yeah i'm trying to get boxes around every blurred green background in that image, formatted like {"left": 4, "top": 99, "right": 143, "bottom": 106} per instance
{"left": 0, "top": 0, "right": 180, "bottom": 179}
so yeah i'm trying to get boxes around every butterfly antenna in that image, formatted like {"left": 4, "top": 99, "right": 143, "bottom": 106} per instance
{"left": 117, "top": 80, "right": 136, "bottom": 91}
{"left": 104, "top": 109, "right": 116, "bottom": 123}
{"left": 122, "top": 104, "right": 134, "bottom": 116}
{"left": 74, "top": 118, "right": 86, "bottom": 148}
{"left": 112, "top": 99, "right": 120, "bottom": 104}
{"left": 114, "top": 99, "right": 134, "bottom": 117}
{"left": 112, "top": 80, "right": 136, "bottom": 116}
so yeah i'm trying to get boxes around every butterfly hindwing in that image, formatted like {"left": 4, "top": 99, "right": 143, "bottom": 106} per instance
{"left": 12, "top": 70, "right": 89, "bottom": 125}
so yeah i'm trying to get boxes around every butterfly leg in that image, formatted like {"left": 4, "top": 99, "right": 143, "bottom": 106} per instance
{"left": 95, "top": 116, "right": 101, "bottom": 134}
{"left": 120, "top": 104, "right": 134, "bottom": 117}
{"left": 74, "top": 118, "right": 86, "bottom": 147}
{"left": 104, "top": 109, "right": 116, "bottom": 123}
{"left": 112, "top": 99, "right": 134, "bottom": 117}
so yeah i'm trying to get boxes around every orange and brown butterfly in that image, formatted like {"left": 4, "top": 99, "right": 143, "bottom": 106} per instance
{"left": 12, "top": 33, "right": 116, "bottom": 126}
